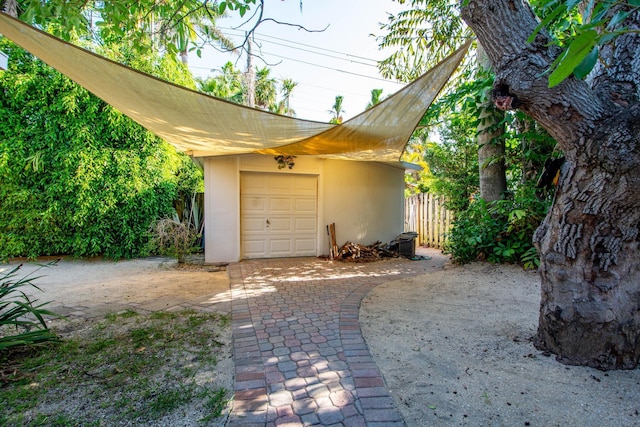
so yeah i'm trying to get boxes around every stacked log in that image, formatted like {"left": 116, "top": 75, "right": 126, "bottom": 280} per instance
{"left": 326, "top": 223, "right": 405, "bottom": 262}
{"left": 328, "top": 223, "right": 339, "bottom": 260}
{"left": 337, "top": 241, "right": 397, "bottom": 262}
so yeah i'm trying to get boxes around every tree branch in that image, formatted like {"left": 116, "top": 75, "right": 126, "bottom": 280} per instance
{"left": 258, "top": 17, "right": 328, "bottom": 33}
{"left": 460, "top": 0, "right": 604, "bottom": 147}
{"left": 219, "top": 0, "right": 327, "bottom": 57}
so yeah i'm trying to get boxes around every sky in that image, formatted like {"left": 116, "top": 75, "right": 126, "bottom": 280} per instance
{"left": 188, "top": 0, "right": 407, "bottom": 122}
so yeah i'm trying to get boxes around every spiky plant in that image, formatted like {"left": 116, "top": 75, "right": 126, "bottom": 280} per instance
{"left": 0, "top": 262, "right": 61, "bottom": 351}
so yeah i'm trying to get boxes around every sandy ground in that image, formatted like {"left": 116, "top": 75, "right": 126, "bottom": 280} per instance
{"left": 4, "top": 252, "right": 640, "bottom": 426}
{"left": 360, "top": 249, "right": 640, "bottom": 427}
{"left": 1, "top": 257, "right": 231, "bottom": 314}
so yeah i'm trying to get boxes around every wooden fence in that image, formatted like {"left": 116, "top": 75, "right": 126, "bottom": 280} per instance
{"left": 404, "top": 193, "right": 453, "bottom": 249}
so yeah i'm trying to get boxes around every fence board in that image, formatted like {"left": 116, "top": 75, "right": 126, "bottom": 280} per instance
{"left": 404, "top": 193, "right": 453, "bottom": 249}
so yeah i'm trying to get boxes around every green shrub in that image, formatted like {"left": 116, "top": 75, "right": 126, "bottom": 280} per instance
{"left": 0, "top": 42, "right": 202, "bottom": 259}
{"left": 444, "top": 185, "right": 550, "bottom": 268}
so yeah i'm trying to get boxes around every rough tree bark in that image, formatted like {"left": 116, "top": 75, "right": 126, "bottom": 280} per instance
{"left": 461, "top": 0, "right": 640, "bottom": 369}
{"left": 244, "top": 35, "right": 256, "bottom": 108}
{"left": 477, "top": 101, "right": 507, "bottom": 202}
{"left": 477, "top": 45, "right": 507, "bottom": 203}
{"left": 2, "top": 0, "right": 17, "bottom": 17}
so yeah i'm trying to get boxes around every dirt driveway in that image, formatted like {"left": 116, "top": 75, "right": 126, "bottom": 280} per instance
{"left": 2, "top": 256, "right": 231, "bottom": 319}
{"left": 360, "top": 258, "right": 640, "bottom": 427}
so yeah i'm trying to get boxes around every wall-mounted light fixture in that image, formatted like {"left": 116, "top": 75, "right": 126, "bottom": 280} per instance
{"left": 274, "top": 155, "right": 296, "bottom": 170}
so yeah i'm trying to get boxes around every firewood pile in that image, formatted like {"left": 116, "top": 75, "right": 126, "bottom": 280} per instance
{"left": 326, "top": 223, "right": 412, "bottom": 262}
{"left": 336, "top": 241, "right": 398, "bottom": 262}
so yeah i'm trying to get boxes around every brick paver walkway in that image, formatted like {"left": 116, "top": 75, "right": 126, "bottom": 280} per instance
{"left": 226, "top": 255, "right": 439, "bottom": 427}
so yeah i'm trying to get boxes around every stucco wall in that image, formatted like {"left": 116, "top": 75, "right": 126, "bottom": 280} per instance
{"left": 204, "top": 155, "right": 405, "bottom": 263}
{"left": 322, "top": 160, "right": 405, "bottom": 249}
{"left": 203, "top": 156, "right": 240, "bottom": 263}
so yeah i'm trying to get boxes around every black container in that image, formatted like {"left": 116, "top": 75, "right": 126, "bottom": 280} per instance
{"left": 396, "top": 232, "right": 418, "bottom": 258}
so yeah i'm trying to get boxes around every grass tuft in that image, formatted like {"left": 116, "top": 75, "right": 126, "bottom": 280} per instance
{"left": 0, "top": 309, "right": 230, "bottom": 425}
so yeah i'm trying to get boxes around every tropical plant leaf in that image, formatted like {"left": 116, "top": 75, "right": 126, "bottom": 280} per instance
{"left": 528, "top": 1, "right": 568, "bottom": 43}
{"left": 0, "top": 329, "right": 59, "bottom": 350}
{"left": 0, "top": 262, "right": 62, "bottom": 351}
{"left": 607, "top": 10, "right": 629, "bottom": 30}
{"left": 572, "top": 46, "right": 599, "bottom": 79}
{"left": 548, "top": 30, "right": 598, "bottom": 87}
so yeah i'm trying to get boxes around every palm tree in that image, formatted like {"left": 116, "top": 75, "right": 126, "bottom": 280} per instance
{"left": 328, "top": 95, "right": 345, "bottom": 124}
{"left": 255, "top": 67, "right": 277, "bottom": 110}
{"left": 278, "top": 78, "right": 298, "bottom": 116}
{"left": 2, "top": 0, "right": 17, "bottom": 17}
{"left": 197, "top": 61, "right": 244, "bottom": 103}
{"left": 366, "top": 88, "right": 384, "bottom": 110}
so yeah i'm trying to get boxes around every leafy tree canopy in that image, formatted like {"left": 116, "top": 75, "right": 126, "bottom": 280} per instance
{"left": 5, "top": 0, "right": 238, "bottom": 60}
{"left": 529, "top": 0, "right": 640, "bottom": 87}
{"left": 381, "top": 0, "right": 558, "bottom": 267}
{"left": 0, "top": 17, "right": 203, "bottom": 259}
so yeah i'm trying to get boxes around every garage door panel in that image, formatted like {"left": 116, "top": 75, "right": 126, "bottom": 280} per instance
{"left": 243, "top": 240, "right": 267, "bottom": 258}
{"left": 269, "top": 197, "right": 293, "bottom": 213}
{"left": 241, "top": 173, "right": 317, "bottom": 259}
{"left": 294, "top": 198, "right": 316, "bottom": 213}
{"left": 294, "top": 177, "right": 317, "bottom": 193}
{"left": 295, "top": 239, "right": 316, "bottom": 253}
{"left": 295, "top": 218, "right": 316, "bottom": 232}
{"left": 268, "top": 176, "right": 293, "bottom": 193}
{"left": 242, "top": 218, "right": 267, "bottom": 232}
{"left": 242, "top": 196, "right": 267, "bottom": 214}
{"left": 269, "top": 218, "right": 293, "bottom": 232}
{"left": 243, "top": 178, "right": 268, "bottom": 194}
{"left": 269, "top": 239, "right": 292, "bottom": 254}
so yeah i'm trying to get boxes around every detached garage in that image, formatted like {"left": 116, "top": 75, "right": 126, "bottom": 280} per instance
{"left": 204, "top": 155, "right": 407, "bottom": 263}
{"left": 0, "top": 15, "right": 469, "bottom": 263}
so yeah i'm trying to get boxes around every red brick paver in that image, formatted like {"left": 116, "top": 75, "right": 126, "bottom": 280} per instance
{"left": 227, "top": 255, "right": 441, "bottom": 426}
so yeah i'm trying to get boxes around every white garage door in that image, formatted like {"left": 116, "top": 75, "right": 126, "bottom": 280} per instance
{"left": 241, "top": 173, "right": 318, "bottom": 259}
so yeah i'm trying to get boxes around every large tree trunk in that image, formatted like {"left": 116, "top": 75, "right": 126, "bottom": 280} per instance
{"left": 461, "top": 0, "right": 640, "bottom": 369}
{"left": 2, "top": 0, "right": 17, "bottom": 17}
{"left": 477, "top": 45, "right": 507, "bottom": 202}
{"left": 244, "top": 35, "right": 256, "bottom": 108}
{"left": 477, "top": 99, "right": 507, "bottom": 202}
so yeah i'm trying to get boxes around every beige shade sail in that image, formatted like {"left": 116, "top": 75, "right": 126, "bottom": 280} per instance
{"left": 0, "top": 13, "right": 470, "bottom": 161}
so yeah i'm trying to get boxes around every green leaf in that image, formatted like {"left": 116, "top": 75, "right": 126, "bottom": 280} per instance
{"left": 607, "top": 11, "right": 629, "bottom": 30}
{"left": 590, "top": 2, "right": 611, "bottom": 23}
{"left": 566, "top": 0, "right": 582, "bottom": 8}
{"left": 573, "top": 46, "right": 598, "bottom": 80}
{"left": 509, "top": 209, "right": 526, "bottom": 221}
{"left": 599, "top": 32, "right": 618, "bottom": 44}
{"left": 528, "top": 2, "right": 567, "bottom": 43}
{"left": 548, "top": 30, "right": 597, "bottom": 87}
